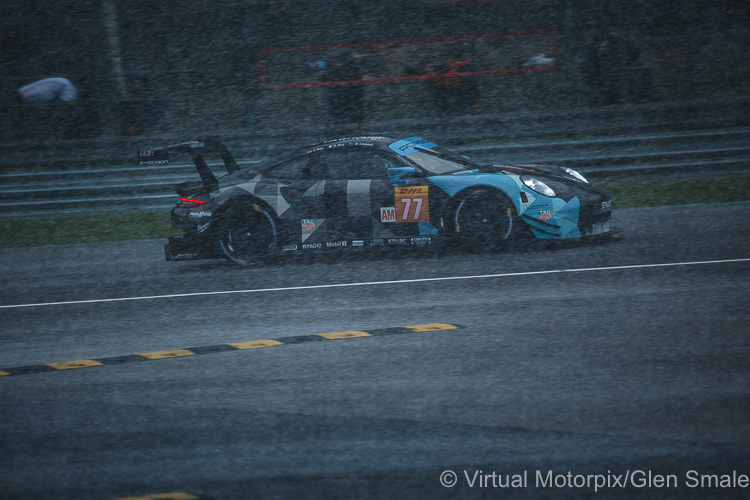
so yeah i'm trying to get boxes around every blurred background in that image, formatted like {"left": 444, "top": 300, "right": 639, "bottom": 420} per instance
{"left": 2, "top": 0, "right": 748, "bottom": 147}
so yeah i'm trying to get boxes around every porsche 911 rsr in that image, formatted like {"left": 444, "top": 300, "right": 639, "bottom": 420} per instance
{"left": 139, "top": 136, "right": 617, "bottom": 265}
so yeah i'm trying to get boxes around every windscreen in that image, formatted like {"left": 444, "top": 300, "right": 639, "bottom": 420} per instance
{"left": 405, "top": 148, "right": 477, "bottom": 175}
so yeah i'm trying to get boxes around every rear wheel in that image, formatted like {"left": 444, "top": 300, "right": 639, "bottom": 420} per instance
{"left": 218, "top": 202, "right": 278, "bottom": 266}
{"left": 454, "top": 190, "right": 515, "bottom": 249}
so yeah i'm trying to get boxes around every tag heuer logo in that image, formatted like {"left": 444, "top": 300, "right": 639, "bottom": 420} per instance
{"left": 301, "top": 219, "right": 316, "bottom": 231}
{"left": 538, "top": 209, "right": 552, "bottom": 222}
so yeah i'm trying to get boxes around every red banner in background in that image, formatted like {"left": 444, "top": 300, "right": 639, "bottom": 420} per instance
{"left": 258, "top": 30, "right": 558, "bottom": 89}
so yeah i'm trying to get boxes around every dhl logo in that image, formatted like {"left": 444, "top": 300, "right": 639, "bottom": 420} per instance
{"left": 395, "top": 186, "right": 428, "bottom": 196}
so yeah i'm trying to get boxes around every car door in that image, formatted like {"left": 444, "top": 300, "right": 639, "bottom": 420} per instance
{"left": 317, "top": 147, "right": 436, "bottom": 242}
{"left": 316, "top": 148, "right": 378, "bottom": 240}
{"left": 262, "top": 154, "right": 329, "bottom": 244}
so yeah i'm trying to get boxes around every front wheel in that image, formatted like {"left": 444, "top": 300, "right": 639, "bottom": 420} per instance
{"left": 218, "top": 202, "right": 278, "bottom": 266}
{"left": 454, "top": 190, "right": 515, "bottom": 249}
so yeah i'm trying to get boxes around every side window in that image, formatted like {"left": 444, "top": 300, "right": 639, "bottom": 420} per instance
{"left": 264, "top": 156, "right": 309, "bottom": 179}
{"left": 324, "top": 149, "right": 396, "bottom": 180}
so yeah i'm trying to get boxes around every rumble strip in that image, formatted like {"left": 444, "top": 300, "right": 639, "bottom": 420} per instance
{"left": 0, "top": 323, "right": 460, "bottom": 378}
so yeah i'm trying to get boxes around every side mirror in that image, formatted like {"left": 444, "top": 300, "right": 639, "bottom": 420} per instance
{"left": 388, "top": 166, "right": 416, "bottom": 186}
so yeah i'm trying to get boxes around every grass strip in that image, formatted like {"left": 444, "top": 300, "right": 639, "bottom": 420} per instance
{"left": 0, "top": 212, "right": 179, "bottom": 248}
{"left": 599, "top": 176, "right": 750, "bottom": 209}
{"left": 1, "top": 177, "right": 748, "bottom": 248}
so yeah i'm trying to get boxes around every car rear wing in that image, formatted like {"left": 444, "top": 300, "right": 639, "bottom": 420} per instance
{"left": 138, "top": 138, "right": 240, "bottom": 193}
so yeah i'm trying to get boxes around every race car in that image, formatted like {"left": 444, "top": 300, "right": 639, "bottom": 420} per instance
{"left": 141, "top": 136, "right": 617, "bottom": 265}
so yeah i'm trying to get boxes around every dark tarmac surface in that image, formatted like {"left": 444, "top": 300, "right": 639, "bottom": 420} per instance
{"left": 1, "top": 203, "right": 748, "bottom": 499}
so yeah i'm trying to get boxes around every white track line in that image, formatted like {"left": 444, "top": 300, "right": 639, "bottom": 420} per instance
{"left": 1, "top": 258, "right": 748, "bottom": 310}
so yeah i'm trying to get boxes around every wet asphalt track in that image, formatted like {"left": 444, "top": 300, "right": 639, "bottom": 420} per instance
{"left": 0, "top": 203, "right": 749, "bottom": 499}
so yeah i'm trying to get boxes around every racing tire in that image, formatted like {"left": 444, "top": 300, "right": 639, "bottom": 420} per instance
{"left": 454, "top": 190, "right": 515, "bottom": 249}
{"left": 218, "top": 202, "right": 278, "bottom": 266}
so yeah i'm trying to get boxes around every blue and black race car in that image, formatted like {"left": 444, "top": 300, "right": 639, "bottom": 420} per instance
{"left": 142, "top": 136, "right": 617, "bottom": 265}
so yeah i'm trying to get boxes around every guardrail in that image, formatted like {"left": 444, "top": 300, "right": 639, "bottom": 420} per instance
{"left": 462, "top": 128, "right": 750, "bottom": 180}
{"left": 2, "top": 97, "right": 749, "bottom": 170}
{"left": 3, "top": 127, "right": 749, "bottom": 220}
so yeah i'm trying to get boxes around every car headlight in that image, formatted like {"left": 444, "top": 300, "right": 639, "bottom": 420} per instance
{"left": 521, "top": 176, "right": 556, "bottom": 197}
{"left": 562, "top": 167, "right": 588, "bottom": 183}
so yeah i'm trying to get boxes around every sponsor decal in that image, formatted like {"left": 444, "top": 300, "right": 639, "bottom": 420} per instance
{"left": 174, "top": 253, "right": 199, "bottom": 259}
{"left": 387, "top": 238, "right": 408, "bottom": 245}
{"left": 601, "top": 200, "right": 612, "bottom": 211}
{"left": 282, "top": 245, "right": 298, "bottom": 251}
{"left": 197, "top": 223, "right": 210, "bottom": 233}
{"left": 584, "top": 219, "right": 612, "bottom": 236}
{"left": 189, "top": 211, "right": 213, "bottom": 218}
{"left": 410, "top": 237, "right": 432, "bottom": 245}
{"left": 394, "top": 186, "right": 430, "bottom": 222}
{"left": 302, "top": 243, "right": 322, "bottom": 249}
{"left": 301, "top": 218, "right": 323, "bottom": 243}
{"left": 389, "top": 137, "right": 439, "bottom": 156}
{"left": 138, "top": 149, "right": 169, "bottom": 165}
{"left": 538, "top": 209, "right": 552, "bottom": 222}
{"left": 353, "top": 240, "right": 364, "bottom": 247}
{"left": 325, "top": 241, "right": 347, "bottom": 248}
{"left": 369, "top": 239, "right": 385, "bottom": 246}
{"left": 381, "top": 207, "right": 397, "bottom": 223}
{"left": 395, "top": 186, "right": 429, "bottom": 196}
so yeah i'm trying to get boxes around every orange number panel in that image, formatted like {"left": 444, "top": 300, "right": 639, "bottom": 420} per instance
{"left": 394, "top": 186, "right": 430, "bottom": 222}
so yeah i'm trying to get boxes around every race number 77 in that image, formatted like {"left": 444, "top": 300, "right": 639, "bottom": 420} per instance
{"left": 398, "top": 197, "right": 423, "bottom": 220}
{"left": 394, "top": 186, "right": 430, "bottom": 222}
